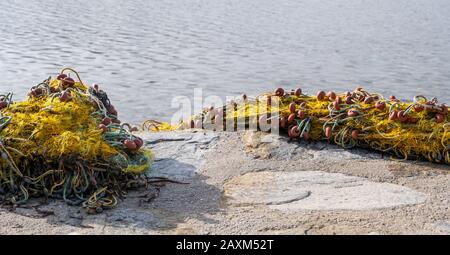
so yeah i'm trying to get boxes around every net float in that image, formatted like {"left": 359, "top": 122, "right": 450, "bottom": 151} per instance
{"left": 274, "top": 88, "right": 284, "bottom": 97}
{"left": 289, "top": 126, "right": 300, "bottom": 138}
{"left": 0, "top": 100, "right": 8, "bottom": 109}
{"left": 303, "top": 132, "right": 310, "bottom": 140}
{"left": 375, "top": 101, "right": 386, "bottom": 110}
{"left": 111, "top": 118, "right": 121, "bottom": 124}
{"left": 364, "top": 96, "right": 374, "bottom": 104}
{"left": 347, "top": 109, "right": 359, "bottom": 117}
{"left": 242, "top": 94, "right": 247, "bottom": 101}
{"left": 279, "top": 117, "right": 287, "bottom": 128}
{"left": 134, "top": 137, "right": 144, "bottom": 149}
{"left": 287, "top": 126, "right": 293, "bottom": 138}
{"left": 299, "top": 102, "right": 307, "bottom": 108}
{"left": 297, "top": 110, "right": 305, "bottom": 119}
{"left": 107, "top": 105, "right": 118, "bottom": 116}
{"left": 345, "top": 96, "right": 353, "bottom": 104}
{"left": 351, "top": 130, "right": 359, "bottom": 140}
{"left": 389, "top": 110, "right": 398, "bottom": 120}
{"left": 98, "top": 124, "right": 108, "bottom": 133}
{"left": 194, "top": 119, "right": 203, "bottom": 129}
{"left": 35, "top": 87, "right": 43, "bottom": 94}
{"left": 438, "top": 104, "right": 448, "bottom": 115}
{"left": 325, "top": 126, "right": 332, "bottom": 139}
{"left": 288, "top": 113, "right": 296, "bottom": 123}
{"left": 316, "top": 90, "right": 326, "bottom": 101}
{"left": 436, "top": 114, "right": 445, "bottom": 123}
{"left": 335, "top": 97, "right": 342, "bottom": 104}
{"left": 345, "top": 91, "right": 352, "bottom": 97}
{"left": 214, "top": 115, "right": 222, "bottom": 128}
{"left": 101, "top": 117, "right": 112, "bottom": 126}
{"left": 130, "top": 127, "right": 139, "bottom": 132}
{"left": 57, "top": 74, "right": 67, "bottom": 80}
{"left": 413, "top": 104, "right": 424, "bottom": 112}
{"left": 294, "top": 88, "right": 302, "bottom": 97}
{"left": 59, "top": 90, "right": 71, "bottom": 102}
{"left": 327, "top": 91, "right": 336, "bottom": 101}
{"left": 289, "top": 102, "right": 296, "bottom": 113}
{"left": 31, "top": 87, "right": 43, "bottom": 97}
{"left": 390, "top": 95, "right": 397, "bottom": 101}
{"left": 123, "top": 139, "right": 137, "bottom": 151}
{"left": 62, "top": 77, "right": 75, "bottom": 88}
{"left": 258, "top": 114, "right": 268, "bottom": 126}
{"left": 333, "top": 101, "right": 341, "bottom": 111}
{"left": 397, "top": 110, "right": 408, "bottom": 122}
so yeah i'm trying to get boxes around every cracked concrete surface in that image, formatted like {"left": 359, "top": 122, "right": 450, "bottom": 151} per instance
{"left": 0, "top": 130, "right": 449, "bottom": 234}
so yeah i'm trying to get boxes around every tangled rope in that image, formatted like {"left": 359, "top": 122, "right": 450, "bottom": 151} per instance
{"left": 146, "top": 87, "right": 449, "bottom": 165}
{"left": 0, "top": 68, "right": 152, "bottom": 213}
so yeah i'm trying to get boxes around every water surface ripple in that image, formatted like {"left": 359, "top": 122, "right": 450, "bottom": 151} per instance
{"left": 1, "top": 0, "right": 449, "bottom": 123}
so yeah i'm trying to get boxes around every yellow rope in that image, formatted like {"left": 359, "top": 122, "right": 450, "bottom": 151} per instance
{"left": 146, "top": 87, "right": 449, "bottom": 165}
{"left": 0, "top": 68, "right": 153, "bottom": 211}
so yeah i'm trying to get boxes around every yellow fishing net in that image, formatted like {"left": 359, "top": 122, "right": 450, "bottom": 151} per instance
{"left": 146, "top": 87, "right": 449, "bottom": 165}
{"left": 0, "top": 68, "right": 153, "bottom": 213}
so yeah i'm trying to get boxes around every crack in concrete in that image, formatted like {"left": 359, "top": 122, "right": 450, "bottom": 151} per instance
{"left": 265, "top": 191, "right": 312, "bottom": 205}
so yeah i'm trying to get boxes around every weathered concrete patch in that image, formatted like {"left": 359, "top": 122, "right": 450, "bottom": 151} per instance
{"left": 242, "top": 131, "right": 309, "bottom": 160}
{"left": 224, "top": 171, "right": 427, "bottom": 211}
{"left": 242, "top": 131, "right": 383, "bottom": 161}
{"left": 138, "top": 131, "right": 219, "bottom": 179}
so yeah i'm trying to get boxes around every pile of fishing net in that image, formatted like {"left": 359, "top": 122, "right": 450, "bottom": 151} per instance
{"left": 0, "top": 68, "right": 153, "bottom": 213}
{"left": 147, "top": 87, "right": 449, "bottom": 165}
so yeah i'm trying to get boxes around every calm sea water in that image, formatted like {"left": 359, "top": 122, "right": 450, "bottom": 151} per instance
{"left": 1, "top": 0, "right": 450, "bottom": 123}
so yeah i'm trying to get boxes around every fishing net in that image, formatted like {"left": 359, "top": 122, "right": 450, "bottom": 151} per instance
{"left": 146, "top": 87, "right": 449, "bottom": 165}
{"left": 0, "top": 68, "right": 153, "bottom": 213}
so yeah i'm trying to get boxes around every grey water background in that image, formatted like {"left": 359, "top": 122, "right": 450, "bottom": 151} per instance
{"left": 1, "top": 0, "right": 450, "bottom": 124}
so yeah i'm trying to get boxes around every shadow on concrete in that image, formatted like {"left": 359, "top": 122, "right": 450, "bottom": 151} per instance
{"left": 6, "top": 159, "right": 223, "bottom": 233}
